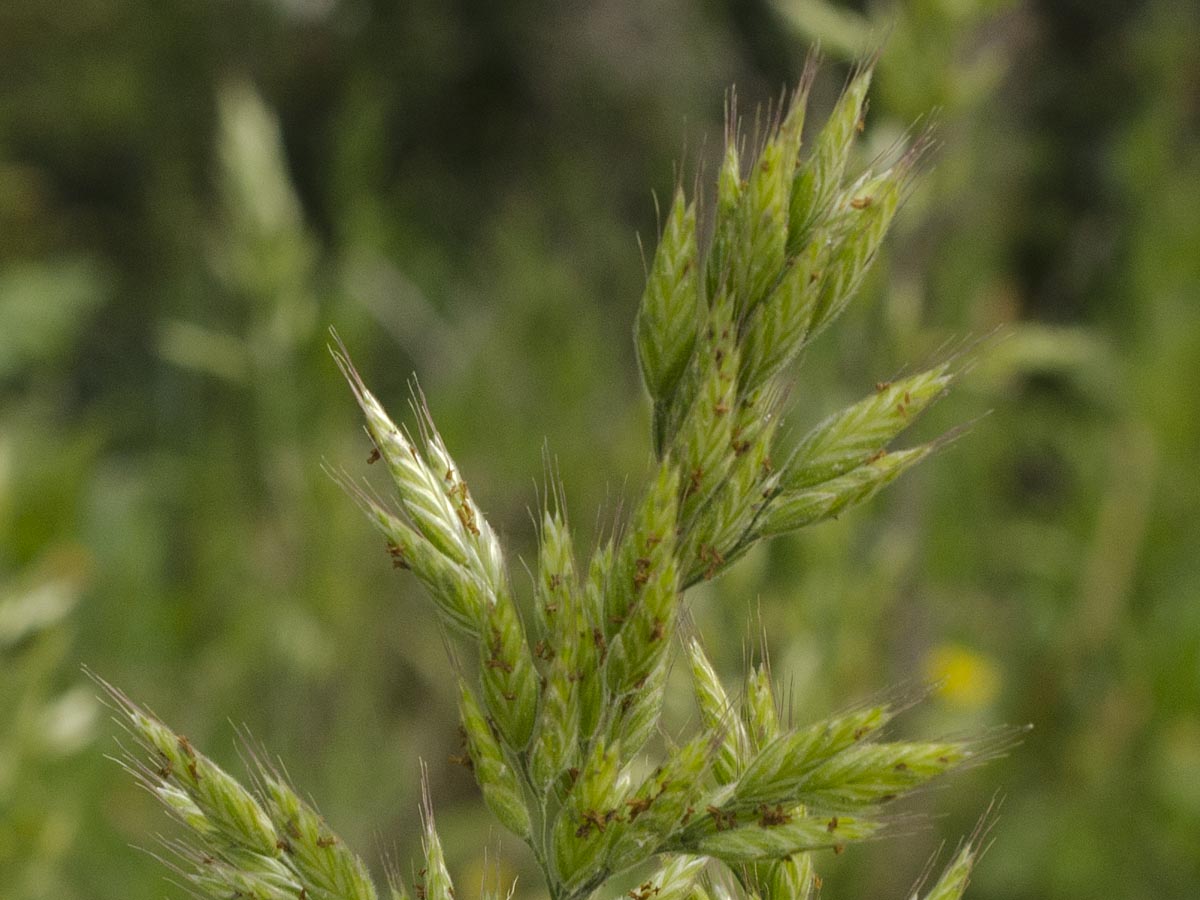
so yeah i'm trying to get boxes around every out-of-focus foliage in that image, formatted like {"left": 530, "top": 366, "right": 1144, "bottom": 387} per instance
{"left": 1, "top": 1, "right": 1197, "bottom": 899}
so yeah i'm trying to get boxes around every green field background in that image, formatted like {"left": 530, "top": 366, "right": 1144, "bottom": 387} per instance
{"left": 2, "top": 1, "right": 1198, "bottom": 898}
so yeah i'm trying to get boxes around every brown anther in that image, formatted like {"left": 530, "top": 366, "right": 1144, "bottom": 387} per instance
{"left": 582, "top": 809, "right": 610, "bottom": 834}
{"left": 937, "top": 756, "right": 950, "bottom": 764}
{"left": 827, "top": 816, "right": 839, "bottom": 833}
{"left": 567, "top": 767, "right": 580, "bottom": 784}
{"left": 850, "top": 196, "right": 872, "bottom": 210}
{"left": 649, "top": 619, "right": 665, "bottom": 641}
{"left": 867, "top": 449, "right": 887, "bottom": 463}
{"left": 698, "top": 545, "right": 725, "bottom": 581}
{"left": 448, "top": 752, "right": 473, "bottom": 770}
{"left": 713, "top": 401, "right": 730, "bottom": 416}
{"left": 455, "top": 503, "right": 480, "bottom": 536}
{"left": 485, "top": 657, "right": 514, "bottom": 674}
{"left": 592, "top": 628, "right": 607, "bottom": 659}
{"left": 628, "top": 881, "right": 662, "bottom": 900}
{"left": 681, "top": 806, "right": 694, "bottom": 824}
{"left": 276, "top": 837, "right": 294, "bottom": 854}
{"left": 834, "top": 844, "right": 845, "bottom": 855}
{"left": 706, "top": 805, "right": 736, "bottom": 831}
{"left": 894, "top": 762, "right": 909, "bottom": 772}
{"left": 387, "top": 540, "right": 410, "bottom": 570}
{"left": 758, "top": 803, "right": 792, "bottom": 827}
{"left": 547, "top": 573, "right": 563, "bottom": 591}
{"left": 853, "top": 726, "right": 870, "bottom": 740}
{"left": 625, "top": 796, "right": 653, "bottom": 822}
{"left": 633, "top": 556, "right": 652, "bottom": 588}
{"left": 731, "top": 438, "right": 750, "bottom": 456}
{"left": 875, "top": 380, "right": 891, "bottom": 392}
{"left": 367, "top": 448, "right": 381, "bottom": 464}
{"left": 316, "top": 835, "right": 336, "bottom": 848}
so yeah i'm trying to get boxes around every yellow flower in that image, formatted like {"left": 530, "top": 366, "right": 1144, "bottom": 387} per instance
{"left": 924, "top": 643, "right": 1001, "bottom": 709}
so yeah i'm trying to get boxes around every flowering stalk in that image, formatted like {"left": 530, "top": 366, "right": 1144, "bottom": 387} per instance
{"left": 102, "top": 52, "right": 1004, "bottom": 900}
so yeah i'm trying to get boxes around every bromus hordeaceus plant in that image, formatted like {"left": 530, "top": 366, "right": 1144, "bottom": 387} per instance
{"left": 99, "top": 54, "right": 1017, "bottom": 900}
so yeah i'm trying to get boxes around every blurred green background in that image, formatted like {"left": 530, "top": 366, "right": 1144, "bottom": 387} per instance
{"left": 2, "top": 0, "right": 1198, "bottom": 898}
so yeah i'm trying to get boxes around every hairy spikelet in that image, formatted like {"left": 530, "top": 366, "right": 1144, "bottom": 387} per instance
{"left": 685, "top": 813, "right": 878, "bottom": 861}
{"left": 552, "top": 739, "right": 626, "bottom": 893}
{"left": 95, "top": 675, "right": 379, "bottom": 900}
{"left": 918, "top": 845, "right": 978, "bottom": 900}
{"left": 789, "top": 62, "right": 874, "bottom": 251}
{"left": 784, "top": 365, "right": 952, "bottom": 490}
{"left": 638, "top": 188, "right": 701, "bottom": 423}
{"left": 456, "top": 680, "right": 532, "bottom": 838}
{"left": 687, "top": 639, "right": 749, "bottom": 784}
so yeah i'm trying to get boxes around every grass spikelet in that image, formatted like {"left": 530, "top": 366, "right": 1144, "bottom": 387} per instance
{"left": 638, "top": 187, "right": 701, "bottom": 420}
{"left": 456, "top": 679, "right": 533, "bottom": 839}
{"left": 687, "top": 638, "right": 750, "bottom": 784}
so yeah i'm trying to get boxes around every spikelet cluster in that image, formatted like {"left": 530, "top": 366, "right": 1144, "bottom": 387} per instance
{"left": 103, "top": 54, "right": 998, "bottom": 900}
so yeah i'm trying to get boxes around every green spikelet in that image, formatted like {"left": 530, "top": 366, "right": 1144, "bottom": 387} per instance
{"left": 707, "top": 132, "right": 744, "bottom": 300}
{"left": 418, "top": 795, "right": 455, "bottom": 900}
{"left": 730, "top": 81, "right": 810, "bottom": 319}
{"left": 920, "top": 845, "right": 978, "bottom": 900}
{"left": 785, "top": 365, "right": 952, "bottom": 490}
{"left": 737, "top": 236, "right": 830, "bottom": 395}
{"left": 638, "top": 188, "right": 701, "bottom": 421}
{"left": 606, "top": 465, "right": 680, "bottom": 640}
{"left": 260, "top": 774, "right": 379, "bottom": 900}
{"left": 735, "top": 704, "right": 891, "bottom": 802}
{"left": 456, "top": 679, "right": 533, "bottom": 839}
{"left": 789, "top": 61, "right": 875, "bottom": 253}
{"left": 676, "top": 812, "right": 879, "bottom": 861}
{"left": 687, "top": 639, "right": 749, "bottom": 784}
{"left": 760, "top": 445, "right": 934, "bottom": 536}
{"left": 744, "top": 665, "right": 781, "bottom": 752}
{"left": 552, "top": 740, "right": 626, "bottom": 893}
{"left": 807, "top": 158, "right": 917, "bottom": 339}
{"left": 479, "top": 587, "right": 539, "bottom": 750}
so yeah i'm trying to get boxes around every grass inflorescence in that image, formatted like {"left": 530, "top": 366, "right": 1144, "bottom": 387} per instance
{"left": 100, "top": 52, "right": 1004, "bottom": 900}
